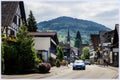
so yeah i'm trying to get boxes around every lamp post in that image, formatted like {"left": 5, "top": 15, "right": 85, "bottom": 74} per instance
{"left": 114, "top": 52, "right": 117, "bottom": 66}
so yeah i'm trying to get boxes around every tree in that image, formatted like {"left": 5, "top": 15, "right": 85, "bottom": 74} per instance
{"left": 56, "top": 46, "right": 64, "bottom": 61}
{"left": 81, "top": 46, "right": 90, "bottom": 60}
{"left": 74, "top": 31, "right": 82, "bottom": 48}
{"left": 4, "top": 43, "right": 18, "bottom": 74}
{"left": 1, "top": 43, "right": 4, "bottom": 74}
{"left": 16, "top": 21, "right": 39, "bottom": 73}
{"left": 27, "top": 10, "right": 37, "bottom": 32}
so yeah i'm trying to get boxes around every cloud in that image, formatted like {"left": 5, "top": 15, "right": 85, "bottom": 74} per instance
{"left": 91, "top": 9, "right": 119, "bottom": 29}
{"left": 24, "top": 0, "right": 119, "bottom": 30}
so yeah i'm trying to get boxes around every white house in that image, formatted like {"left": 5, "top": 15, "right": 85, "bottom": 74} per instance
{"left": 2, "top": 1, "right": 26, "bottom": 37}
{"left": 29, "top": 32, "right": 59, "bottom": 62}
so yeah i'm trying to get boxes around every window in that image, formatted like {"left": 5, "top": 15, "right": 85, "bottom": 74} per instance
{"left": 19, "top": 18, "right": 21, "bottom": 26}
{"left": 10, "top": 30, "right": 14, "bottom": 36}
{"left": 13, "top": 15, "right": 17, "bottom": 24}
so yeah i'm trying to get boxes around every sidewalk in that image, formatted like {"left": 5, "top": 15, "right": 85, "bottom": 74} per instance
{"left": 2, "top": 66, "right": 70, "bottom": 79}
{"left": 50, "top": 65, "right": 70, "bottom": 75}
{"left": 97, "top": 65, "right": 118, "bottom": 71}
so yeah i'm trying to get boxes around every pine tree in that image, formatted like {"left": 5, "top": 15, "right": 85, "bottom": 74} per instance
{"left": 74, "top": 31, "right": 82, "bottom": 48}
{"left": 27, "top": 10, "right": 37, "bottom": 32}
{"left": 16, "top": 21, "right": 39, "bottom": 73}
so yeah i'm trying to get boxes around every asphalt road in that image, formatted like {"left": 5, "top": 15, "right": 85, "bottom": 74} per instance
{"left": 45, "top": 64, "right": 118, "bottom": 79}
{"left": 2, "top": 64, "right": 119, "bottom": 79}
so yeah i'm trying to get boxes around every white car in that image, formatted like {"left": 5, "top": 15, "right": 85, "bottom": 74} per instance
{"left": 73, "top": 60, "right": 86, "bottom": 70}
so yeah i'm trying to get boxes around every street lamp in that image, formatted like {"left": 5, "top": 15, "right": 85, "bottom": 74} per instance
{"left": 114, "top": 52, "right": 117, "bottom": 56}
{"left": 114, "top": 52, "right": 118, "bottom": 66}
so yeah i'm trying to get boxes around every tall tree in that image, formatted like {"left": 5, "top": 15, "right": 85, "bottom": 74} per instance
{"left": 27, "top": 10, "right": 37, "bottom": 32}
{"left": 16, "top": 21, "right": 39, "bottom": 73}
{"left": 74, "top": 31, "right": 82, "bottom": 48}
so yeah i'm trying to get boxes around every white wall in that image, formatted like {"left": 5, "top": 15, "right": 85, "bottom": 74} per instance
{"left": 34, "top": 37, "right": 50, "bottom": 51}
{"left": 33, "top": 37, "right": 51, "bottom": 62}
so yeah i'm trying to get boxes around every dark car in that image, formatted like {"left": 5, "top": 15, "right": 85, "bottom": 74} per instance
{"left": 73, "top": 60, "right": 86, "bottom": 70}
{"left": 84, "top": 59, "right": 91, "bottom": 65}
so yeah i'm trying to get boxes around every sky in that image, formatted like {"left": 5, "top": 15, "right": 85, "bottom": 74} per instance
{"left": 24, "top": 0, "right": 120, "bottom": 30}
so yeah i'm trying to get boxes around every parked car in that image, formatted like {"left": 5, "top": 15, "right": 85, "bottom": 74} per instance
{"left": 84, "top": 59, "right": 91, "bottom": 65}
{"left": 73, "top": 60, "right": 86, "bottom": 70}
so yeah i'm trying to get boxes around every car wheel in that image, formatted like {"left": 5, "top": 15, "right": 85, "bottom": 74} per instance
{"left": 73, "top": 67, "right": 75, "bottom": 70}
{"left": 83, "top": 67, "right": 86, "bottom": 70}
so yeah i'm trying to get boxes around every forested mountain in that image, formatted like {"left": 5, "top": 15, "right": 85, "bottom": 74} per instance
{"left": 37, "top": 16, "right": 111, "bottom": 46}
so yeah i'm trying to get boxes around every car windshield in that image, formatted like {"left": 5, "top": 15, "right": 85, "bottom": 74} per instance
{"left": 75, "top": 60, "right": 83, "bottom": 63}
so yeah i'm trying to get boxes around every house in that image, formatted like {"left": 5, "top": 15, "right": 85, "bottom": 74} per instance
{"left": 29, "top": 32, "right": 59, "bottom": 62}
{"left": 111, "top": 24, "right": 119, "bottom": 67}
{"left": 1, "top": 1, "right": 26, "bottom": 37}
{"left": 103, "top": 30, "right": 114, "bottom": 43}
{"left": 70, "top": 47, "right": 78, "bottom": 62}
{"left": 59, "top": 42, "right": 71, "bottom": 62}
{"left": 89, "top": 34, "right": 100, "bottom": 64}
{"left": 100, "top": 30, "right": 114, "bottom": 52}
{"left": 99, "top": 30, "right": 114, "bottom": 65}
{"left": 90, "top": 34, "right": 100, "bottom": 51}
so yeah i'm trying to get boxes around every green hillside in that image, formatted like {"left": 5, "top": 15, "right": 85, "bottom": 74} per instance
{"left": 37, "top": 16, "right": 111, "bottom": 46}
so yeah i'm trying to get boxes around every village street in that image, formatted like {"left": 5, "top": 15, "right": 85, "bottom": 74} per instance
{"left": 2, "top": 64, "right": 118, "bottom": 79}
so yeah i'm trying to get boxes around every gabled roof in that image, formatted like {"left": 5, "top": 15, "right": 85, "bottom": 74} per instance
{"left": 59, "top": 42, "right": 70, "bottom": 49}
{"left": 29, "top": 32, "right": 56, "bottom": 37}
{"left": 115, "top": 24, "right": 119, "bottom": 35}
{"left": 90, "top": 34, "right": 100, "bottom": 40}
{"left": 2, "top": 1, "right": 26, "bottom": 27}
{"left": 112, "top": 24, "right": 119, "bottom": 48}
{"left": 29, "top": 32, "right": 59, "bottom": 44}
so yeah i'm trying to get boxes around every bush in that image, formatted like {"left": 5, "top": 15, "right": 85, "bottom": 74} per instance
{"left": 39, "top": 63, "right": 51, "bottom": 73}
{"left": 61, "top": 60, "right": 66, "bottom": 66}
{"left": 56, "top": 59, "right": 60, "bottom": 67}
{"left": 1, "top": 43, "right": 4, "bottom": 74}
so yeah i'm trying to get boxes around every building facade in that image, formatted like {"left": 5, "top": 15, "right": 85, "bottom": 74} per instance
{"left": 29, "top": 32, "right": 59, "bottom": 62}
{"left": 90, "top": 34, "right": 100, "bottom": 51}
{"left": 111, "top": 24, "right": 119, "bottom": 67}
{"left": 2, "top": 1, "right": 26, "bottom": 37}
{"left": 90, "top": 34, "right": 101, "bottom": 64}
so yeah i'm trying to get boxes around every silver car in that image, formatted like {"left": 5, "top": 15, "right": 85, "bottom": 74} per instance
{"left": 73, "top": 60, "right": 86, "bottom": 70}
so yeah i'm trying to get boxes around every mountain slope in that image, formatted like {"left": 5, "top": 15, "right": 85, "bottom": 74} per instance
{"left": 37, "top": 16, "right": 111, "bottom": 46}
